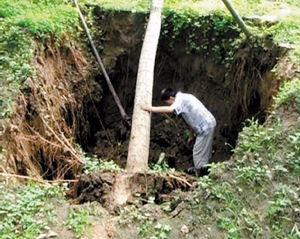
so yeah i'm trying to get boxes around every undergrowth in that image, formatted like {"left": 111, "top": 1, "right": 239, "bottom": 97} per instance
{"left": 0, "top": 182, "right": 65, "bottom": 238}
{"left": 0, "top": 181, "right": 103, "bottom": 239}
{"left": 0, "top": 0, "right": 79, "bottom": 120}
{"left": 65, "top": 203, "right": 102, "bottom": 238}
{"left": 186, "top": 79, "right": 300, "bottom": 238}
{"left": 119, "top": 204, "right": 172, "bottom": 239}
{"left": 81, "top": 151, "right": 121, "bottom": 173}
{"left": 273, "top": 77, "right": 300, "bottom": 110}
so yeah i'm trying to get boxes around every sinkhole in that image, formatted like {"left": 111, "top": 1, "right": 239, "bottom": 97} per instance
{"left": 73, "top": 8, "right": 281, "bottom": 171}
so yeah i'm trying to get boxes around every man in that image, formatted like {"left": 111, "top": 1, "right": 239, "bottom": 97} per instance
{"left": 142, "top": 88, "right": 216, "bottom": 176}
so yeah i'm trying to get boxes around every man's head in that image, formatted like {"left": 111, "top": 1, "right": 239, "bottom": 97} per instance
{"left": 161, "top": 88, "right": 177, "bottom": 105}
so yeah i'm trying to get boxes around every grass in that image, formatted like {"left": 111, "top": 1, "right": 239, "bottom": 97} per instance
{"left": 0, "top": 0, "right": 79, "bottom": 120}
{"left": 0, "top": 0, "right": 78, "bottom": 37}
{"left": 0, "top": 182, "right": 65, "bottom": 238}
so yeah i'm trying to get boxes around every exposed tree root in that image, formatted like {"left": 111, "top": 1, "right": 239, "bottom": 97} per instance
{"left": 4, "top": 37, "right": 94, "bottom": 179}
{"left": 68, "top": 170, "right": 196, "bottom": 212}
{"left": 228, "top": 39, "right": 280, "bottom": 129}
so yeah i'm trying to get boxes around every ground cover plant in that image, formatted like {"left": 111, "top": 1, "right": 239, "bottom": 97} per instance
{"left": 0, "top": 181, "right": 104, "bottom": 239}
{"left": 0, "top": 0, "right": 79, "bottom": 119}
{"left": 0, "top": 182, "right": 65, "bottom": 238}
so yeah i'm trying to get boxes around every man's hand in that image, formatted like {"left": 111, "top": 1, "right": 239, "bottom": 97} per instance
{"left": 141, "top": 104, "right": 152, "bottom": 112}
{"left": 187, "top": 128, "right": 194, "bottom": 144}
{"left": 141, "top": 105, "right": 174, "bottom": 113}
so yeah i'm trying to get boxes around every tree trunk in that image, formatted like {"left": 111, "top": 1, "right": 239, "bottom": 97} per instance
{"left": 74, "top": 0, "right": 129, "bottom": 121}
{"left": 126, "top": 0, "right": 164, "bottom": 173}
{"left": 221, "top": 0, "right": 251, "bottom": 38}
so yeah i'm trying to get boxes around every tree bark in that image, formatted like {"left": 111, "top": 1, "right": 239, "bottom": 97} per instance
{"left": 221, "top": 0, "right": 251, "bottom": 38}
{"left": 126, "top": 0, "right": 164, "bottom": 173}
{"left": 74, "top": 0, "right": 129, "bottom": 121}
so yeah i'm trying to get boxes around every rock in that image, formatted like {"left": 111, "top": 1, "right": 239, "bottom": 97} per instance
{"left": 36, "top": 230, "right": 58, "bottom": 239}
{"left": 48, "top": 231, "right": 58, "bottom": 238}
{"left": 36, "top": 234, "right": 48, "bottom": 239}
{"left": 181, "top": 224, "right": 189, "bottom": 234}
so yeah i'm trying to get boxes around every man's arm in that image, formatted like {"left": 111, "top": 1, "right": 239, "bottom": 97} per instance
{"left": 141, "top": 105, "right": 174, "bottom": 113}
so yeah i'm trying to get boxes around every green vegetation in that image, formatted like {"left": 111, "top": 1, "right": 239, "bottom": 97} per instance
{"left": 150, "top": 153, "right": 175, "bottom": 172}
{"left": 0, "top": 182, "right": 65, "bottom": 238}
{"left": 186, "top": 82, "right": 300, "bottom": 238}
{"left": 119, "top": 204, "right": 172, "bottom": 239}
{"left": 0, "top": 0, "right": 78, "bottom": 37}
{"left": 65, "top": 203, "right": 102, "bottom": 238}
{"left": 92, "top": 0, "right": 300, "bottom": 66}
{"left": 81, "top": 151, "right": 121, "bottom": 173}
{"left": 274, "top": 78, "right": 300, "bottom": 110}
{"left": 0, "top": 181, "right": 104, "bottom": 239}
{"left": 160, "top": 9, "right": 243, "bottom": 65}
{"left": 0, "top": 0, "right": 79, "bottom": 119}
{"left": 1, "top": 0, "right": 299, "bottom": 118}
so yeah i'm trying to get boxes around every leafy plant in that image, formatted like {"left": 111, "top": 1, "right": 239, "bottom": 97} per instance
{"left": 150, "top": 223, "right": 172, "bottom": 239}
{"left": 217, "top": 217, "right": 239, "bottom": 239}
{"left": 274, "top": 78, "right": 300, "bottom": 110}
{"left": 80, "top": 151, "right": 121, "bottom": 173}
{"left": 150, "top": 153, "right": 174, "bottom": 172}
{"left": 65, "top": 207, "right": 93, "bottom": 238}
{"left": 0, "top": 182, "right": 65, "bottom": 238}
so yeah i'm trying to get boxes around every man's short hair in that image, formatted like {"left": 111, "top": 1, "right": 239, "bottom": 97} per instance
{"left": 160, "top": 88, "right": 177, "bottom": 101}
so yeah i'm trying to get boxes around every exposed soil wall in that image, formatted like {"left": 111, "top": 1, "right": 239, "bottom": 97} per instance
{"left": 5, "top": 38, "right": 101, "bottom": 179}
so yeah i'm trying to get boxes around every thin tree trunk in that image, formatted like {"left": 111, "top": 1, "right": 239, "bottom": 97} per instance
{"left": 126, "top": 0, "right": 164, "bottom": 173}
{"left": 74, "top": 0, "right": 129, "bottom": 121}
{"left": 221, "top": 0, "right": 251, "bottom": 38}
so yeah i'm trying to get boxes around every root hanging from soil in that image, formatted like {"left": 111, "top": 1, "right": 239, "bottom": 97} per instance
{"left": 5, "top": 37, "right": 92, "bottom": 179}
{"left": 228, "top": 39, "right": 280, "bottom": 128}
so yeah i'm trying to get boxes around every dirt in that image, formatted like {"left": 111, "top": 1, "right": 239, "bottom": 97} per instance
{"left": 83, "top": 210, "right": 118, "bottom": 239}
{"left": 68, "top": 170, "right": 196, "bottom": 213}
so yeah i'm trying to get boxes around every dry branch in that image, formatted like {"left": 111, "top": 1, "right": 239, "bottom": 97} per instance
{"left": 0, "top": 173, "right": 78, "bottom": 183}
{"left": 74, "top": 0, "right": 129, "bottom": 121}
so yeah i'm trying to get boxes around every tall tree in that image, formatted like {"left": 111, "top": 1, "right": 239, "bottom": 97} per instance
{"left": 126, "top": 0, "right": 164, "bottom": 173}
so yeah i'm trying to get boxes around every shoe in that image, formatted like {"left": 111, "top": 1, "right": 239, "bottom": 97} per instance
{"left": 185, "top": 167, "right": 196, "bottom": 175}
{"left": 185, "top": 166, "right": 210, "bottom": 177}
{"left": 198, "top": 166, "right": 210, "bottom": 177}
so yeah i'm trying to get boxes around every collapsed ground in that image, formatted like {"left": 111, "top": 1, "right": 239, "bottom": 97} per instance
{"left": 2, "top": 2, "right": 285, "bottom": 199}
{"left": 67, "top": 8, "right": 282, "bottom": 171}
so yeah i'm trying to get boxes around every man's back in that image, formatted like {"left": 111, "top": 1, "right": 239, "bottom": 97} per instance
{"left": 172, "top": 92, "right": 216, "bottom": 135}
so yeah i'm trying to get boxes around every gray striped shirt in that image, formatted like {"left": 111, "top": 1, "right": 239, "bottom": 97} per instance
{"left": 171, "top": 92, "right": 216, "bottom": 135}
